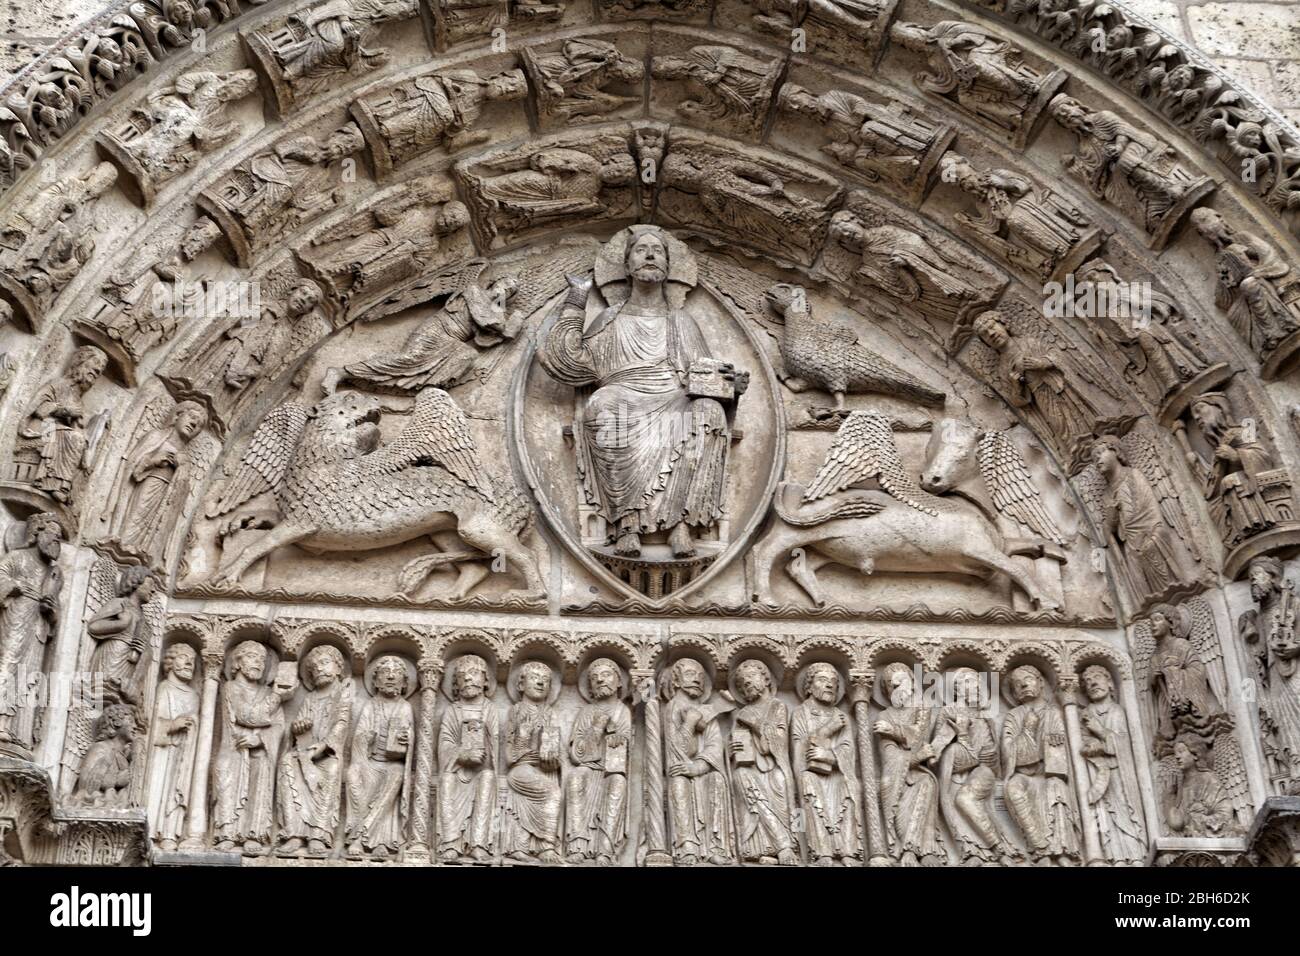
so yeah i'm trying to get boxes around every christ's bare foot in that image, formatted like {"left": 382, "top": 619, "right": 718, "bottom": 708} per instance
{"left": 669, "top": 522, "right": 695, "bottom": 557}
{"left": 615, "top": 531, "right": 641, "bottom": 556}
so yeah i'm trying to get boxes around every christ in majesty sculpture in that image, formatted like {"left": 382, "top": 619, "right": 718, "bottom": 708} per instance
{"left": 539, "top": 226, "right": 745, "bottom": 558}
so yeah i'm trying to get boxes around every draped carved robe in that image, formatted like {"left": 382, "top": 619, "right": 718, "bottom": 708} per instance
{"left": 148, "top": 673, "right": 200, "bottom": 844}
{"left": 502, "top": 698, "right": 562, "bottom": 858}
{"left": 437, "top": 698, "right": 499, "bottom": 857}
{"left": 540, "top": 298, "right": 729, "bottom": 537}
{"left": 565, "top": 698, "right": 631, "bottom": 861}
{"left": 346, "top": 693, "right": 414, "bottom": 854}
{"left": 213, "top": 676, "right": 287, "bottom": 846}
{"left": 1080, "top": 698, "right": 1146, "bottom": 863}
{"left": 277, "top": 680, "right": 352, "bottom": 845}
{"left": 664, "top": 691, "right": 732, "bottom": 861}
{"left": 731, "top": 696, "right": 796, "bottom": 861}
{"left": 791, "top": 699, "right": 861, "bottom": 863}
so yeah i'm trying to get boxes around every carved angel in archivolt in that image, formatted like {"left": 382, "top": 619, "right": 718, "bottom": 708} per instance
{"left": 1074, "top": 432, "right": 1202, "bottom": 606}
{"left": 1134, "top": 600, "right": 1252, "bottom": 836}
{"left": 321, "top": 251, "right": 589, "bottom": 395}
{"left": 956, "top": 300, "right": 1122, "bottom": 459}
{"left": 60, "top": 560, "right": 161, "bottom": 800}
{"left": 102, "top": 399, "right": 219, "bottom": 569}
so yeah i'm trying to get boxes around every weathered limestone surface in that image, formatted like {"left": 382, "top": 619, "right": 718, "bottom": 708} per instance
{"left": 0, "top": 0, "right": 1297, "bottom": 870}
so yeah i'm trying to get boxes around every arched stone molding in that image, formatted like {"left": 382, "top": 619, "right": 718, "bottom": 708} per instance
{"left": 0, "top": 0, "right": 1297, "bottom": 866}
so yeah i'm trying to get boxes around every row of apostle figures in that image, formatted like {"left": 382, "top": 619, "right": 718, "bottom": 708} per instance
{"left": 148, "top": 642, "right": 1145, "bottom": 865}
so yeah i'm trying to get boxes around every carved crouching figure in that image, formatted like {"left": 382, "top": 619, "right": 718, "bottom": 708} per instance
{"left": 747, "top": 412, "right": 1057, "bottom": 609}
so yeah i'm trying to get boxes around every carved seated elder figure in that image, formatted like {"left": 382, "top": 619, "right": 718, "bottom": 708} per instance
{"left": 539, "top": 226, "right": 745, "bottom": 559}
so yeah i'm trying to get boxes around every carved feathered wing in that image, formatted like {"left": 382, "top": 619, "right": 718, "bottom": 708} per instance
{"left": 363, "top": 387, "right": 492, "bottom": 499}
{"left": 59, "top": 557, "right": 121, "bottom": 787}
{"left": 1211, "top": 732, "right": 1253, "bottom": 825}
{"left": 206, "top": 402, "right": 311, "bottom": 519}
{"left": 362, "top": 259, "right": 491, "bottom": 323}
{"left": 1130, "top": 618, "right": 1157, "bottom": 691}
{"left": 967, "top": 298, "right": 1123, "bottom": 402}
{"left": 507, "top": 243, "right": 598, "bottom": 320}
{"left": 977, "top": 431, "right": 1065, "bottom": 545}
{"left": 1070, "top": 461, "right": 1108, "bottom": 545}
{"left": 1187, "top": 597, "right": 1228, "bottom": 708}
{"left": 803, "top": 411, "right": 937, "bottom": 515}
{"left": 1124, "top": 431, "right": 1196, "bottom": 546}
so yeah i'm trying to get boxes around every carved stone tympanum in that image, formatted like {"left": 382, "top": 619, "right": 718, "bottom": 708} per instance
{"left": 2, "top": 0, "right": 1298, "bottom": 875}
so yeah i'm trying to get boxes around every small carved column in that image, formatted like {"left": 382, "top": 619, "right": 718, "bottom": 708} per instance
{"left": 850, "top": 670, "right": 891, "bottom": 866}
{"left": 179, "top": 648, "right": 224, "bottom": 851}
{"left": 405, "top": 662, "right": 441, "bottom": 863}
{"left": 634, "top": 668, "right": 671, "bottom": 865}
{"left": 1059, "top": 676, "right": 1103, "bottom": 865}
{"left": 1117, "top": 668, "right": 1161, "bottom": 849}
{"left": 35, "top": 546, "right": 97, "bottom": 775}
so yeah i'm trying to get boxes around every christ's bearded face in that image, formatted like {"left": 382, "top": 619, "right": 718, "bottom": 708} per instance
{"left": 627, "top": 234, "right": 668, "bottom": 284}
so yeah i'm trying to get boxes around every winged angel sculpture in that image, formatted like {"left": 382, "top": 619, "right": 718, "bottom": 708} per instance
{"left": 747, "top": 411, "right": 1059, "bottom": 609}
{"left": 205, "top": 387, "right": 543, "bottom": 600}
{"left": 1133, "top": 600, "right": 1252, "bottom": 836}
